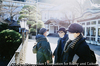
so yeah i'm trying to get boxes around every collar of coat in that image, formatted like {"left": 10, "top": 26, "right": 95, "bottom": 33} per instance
{"left": 63, "top": 34, "right": 85, "bottom": 53}
{"left": 35, "top": 34, "right": 48, "bottom": 42}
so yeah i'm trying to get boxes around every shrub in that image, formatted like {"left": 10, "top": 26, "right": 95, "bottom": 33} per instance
{"left": 0, "top": 23, "right": 8, "bottom": 32}
{"left": 0, "top": 29, "right": 22, "bottom": 61}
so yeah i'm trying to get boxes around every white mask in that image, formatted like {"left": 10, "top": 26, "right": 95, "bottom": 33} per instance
{"left": 46, "top": 32, "right": 49, "bottom": 36}
{"left": 68, "top": 33, "right": 75, "bottom": 40}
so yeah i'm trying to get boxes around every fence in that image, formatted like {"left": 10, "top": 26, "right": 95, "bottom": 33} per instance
{"left": 7, "top": 34, "right": 28, "bottom": 66}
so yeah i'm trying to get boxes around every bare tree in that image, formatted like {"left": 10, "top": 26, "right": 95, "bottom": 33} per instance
{"left": 61, "top": 0, "right": 92, "bottom": 23}
{"left": 0, "top": 0, "right": 4, "bottom": 22}
{"left": 0, "top": 0, "right": 3, "bottom": 14}
{"left": 5, "top": 2, "right": 20, "bottom": 22}
{"left": 0, "top": 0, "right": 20, "bottom": 23}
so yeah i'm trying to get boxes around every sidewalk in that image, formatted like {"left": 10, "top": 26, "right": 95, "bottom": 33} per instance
{"left": 88, "top": 44, "right": 100, "bottom": 65}
{"left": 25, "top": 39, "right": 36, "bottom": 64}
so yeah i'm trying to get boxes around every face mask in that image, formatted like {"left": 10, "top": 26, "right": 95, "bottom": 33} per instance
{"left": 46, "top": 32, "right": 49, "bottom": 36}
{"left": 68, "top": 33, "right": 75, "bottom": 40}
{"left": 59, "top": 33, "right": 64, "bottom": 38}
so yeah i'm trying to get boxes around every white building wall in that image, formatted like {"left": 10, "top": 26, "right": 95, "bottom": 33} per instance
{"left": 49, "top": 26, "right": 54, "bottom": 33}
{"left": 78, "top": 19, "right": 100, "bottom": 45}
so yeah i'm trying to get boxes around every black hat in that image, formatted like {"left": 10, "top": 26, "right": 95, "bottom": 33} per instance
{"left": 67, "top": 23, "right": 83, "bottom": 33}
{"left": 39, "top": 28, "right": 48, "bottom": 35}
{"left": 57, "top": 28, "right": 66, "bottom": 34}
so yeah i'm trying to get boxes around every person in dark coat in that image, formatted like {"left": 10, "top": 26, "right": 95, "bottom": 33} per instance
{"left": 52, "top": 28, "right": 69, "bottom": 63}
{"left": 35, "top": 28, "right": 52, "bottom": 64}
{"left": 63, "top": 23, "right": 94, "bottom": 64}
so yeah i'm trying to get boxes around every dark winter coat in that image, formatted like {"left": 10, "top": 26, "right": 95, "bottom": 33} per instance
{"left": 35, "top": 34, "right": 52, "bottom": 63}
{"left": 53, "top": 34, "right": 68, "bottom": 63}
{"left": 53, "top": 34, "right": 92, "bottom": 64}
{"left": 63, "top": 37, "right": 92, "bottom": 63}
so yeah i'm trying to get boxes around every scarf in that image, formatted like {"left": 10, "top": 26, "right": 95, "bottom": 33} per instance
{"left": 64, "top": 34, "right": 83, "bottom": 53}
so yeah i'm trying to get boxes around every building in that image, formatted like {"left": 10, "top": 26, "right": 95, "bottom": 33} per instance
{"left": 1, "top": 0, "right": 72, "bottom": 35}
{"left": 45, "top": 18, "right": 70, "bottom": 34}
{"left": 77, "top": 9, "right": 100, "bottom": 45}
{"left": 1, "top": 0, "right": 35, "bottom": 22}
{"left": 40, "top": 4, "right": 72, "bottom": 34}
{"left": 13, "top": 0, "right": 25, "bottom": 2}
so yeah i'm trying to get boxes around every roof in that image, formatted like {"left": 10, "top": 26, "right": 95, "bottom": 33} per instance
{"left": 76, "top": 9, "right": 100, "bottom": 22}
{"left": 9, "top": 21, "right": 20, "bottom": 27}
{"left": 45, "top": 18, "right": 70, "bottom": 28}
{"left": 0, "top": 18, "right": 10, "bottom": 24}
{"left": 77, "top": 15, "right": 100, "bottom": 22}
{"left": 45, "top": 18, "right": 61, "bottom": 24}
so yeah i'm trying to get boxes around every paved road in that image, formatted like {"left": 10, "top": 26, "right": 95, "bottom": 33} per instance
{"left": 88, "top": 44, "right": 100, "bottom": 65}
{"left": 25, "top": 37, "right": 100, "bottom": 65}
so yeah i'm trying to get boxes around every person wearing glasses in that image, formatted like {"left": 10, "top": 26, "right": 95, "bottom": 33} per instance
{"left": 52, "top": 28, "right": 69, "bottom": 63}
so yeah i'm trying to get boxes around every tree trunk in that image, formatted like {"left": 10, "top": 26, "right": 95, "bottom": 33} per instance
{"left": 0, "top": 0, "right": 2, "bottom": 15}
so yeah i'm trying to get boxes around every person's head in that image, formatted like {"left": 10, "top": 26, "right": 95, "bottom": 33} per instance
{"left": 67, "top": 23, "right": 84, "bottom": 40}
{"left": 39, "top": 28, "right": 49, "bottom": 37}
{"left": 58, "top": 28, "right": 66, "bottom": 38}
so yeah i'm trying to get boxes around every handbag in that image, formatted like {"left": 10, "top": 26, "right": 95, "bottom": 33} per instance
{"left": 32, "top": 43, "right": 42, "bottom": 53}
{"left": 32, "top": 44, "right": 37, "bottom": 53}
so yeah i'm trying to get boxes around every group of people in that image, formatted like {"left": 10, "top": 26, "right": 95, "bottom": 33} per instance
{"left": 34, "top": 23, "right": 96, "bottom": 65}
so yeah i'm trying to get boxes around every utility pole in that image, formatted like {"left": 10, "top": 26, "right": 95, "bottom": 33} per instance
{"left": 36, "top": 0, "right": 38, "bottom": 35}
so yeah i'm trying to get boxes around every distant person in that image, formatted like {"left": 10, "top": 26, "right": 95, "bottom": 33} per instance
{"left": 35, "top": 28, "right": 52, "bottom": 64}
{"left": 52, "top": 28, "right": 69, "bottom": 63}
{"left": 63, "top": 23, "right": 96, "bottom": 64}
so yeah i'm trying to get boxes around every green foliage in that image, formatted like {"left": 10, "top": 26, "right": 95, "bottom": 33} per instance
{"left": 27, "top": 21, "right": 35, "bottom": 25}
{"left": 29, "top": 28, "right": 36, "bottom": 33}
{"left": 19, "top": 5, "right": 44, "bottom": 35}
{"left": 0, "top": 29, "right": 22, "bottom": 61}
{"left": 9, "top": 27, "right": 19, "bottom": 32}
{"left": 19, "top": 5, "right": 37, "bottom": 20}
{"left": 30, "top": 20, "right": 44, "bottom": 35}
{"left": 0, "top": 23, "right": 8, "bottom": 32}
{"left": 31, "top": 20, "right": 44, "bottom": 29}
{"left": 29, "top": 28, "right": 36, "bottom": 35}
{"left": 18, "top": 14, "right": 27, "bottom": 20}
{"left": 19, "top": 5, "right": 41, "bottom": 23}
{"left": 19, "top": 5, "right": 37, "bottom": 26}
{"left": 37, "top": 20, "right": 44, "bottom": 29}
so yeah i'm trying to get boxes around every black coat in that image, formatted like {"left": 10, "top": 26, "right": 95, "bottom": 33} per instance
{"left": 35, "top": 34, "right": 52, "bottom": 63}
{"left": 62, "top": 37, "right": 92, "bottom": 63}
{"left": 53, "top": 34, "right": 68, "bottom": 63}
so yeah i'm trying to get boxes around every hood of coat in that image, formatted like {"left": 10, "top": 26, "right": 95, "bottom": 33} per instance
{"left": 35, "top": 34, "right": 47, "bottom": 42}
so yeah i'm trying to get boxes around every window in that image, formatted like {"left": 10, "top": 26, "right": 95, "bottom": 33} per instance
{"left": 98, "top": 27, "right": 100, "bottom": 37}
{"left": 79, "top": 23, "right": 82, "bottom": 25}
{"left": 82, "top": 23, "right": 85, "bottom": 25}
{"left": 91, "top": 37, "right": 95, "bottom": 41}
{"left": 86, "top": 27, "right": 90, "bottom": 36}
{"left": 98, "top": 38, "right": 100, "bottom": 43}
{"left": 54, "top": 26, "right": 58, "bottom": 33}
{"left": 46, "top": 25, "right": 49, "bottom": 28}
{"left": 45, "top": 14, "right": 46, "bottom": 19}
{"left": 98, "top": 20, "right": 100, "bottom": 24}
{"left": 83, "top": 27, "right": 85, "bottom": 36}
{"left": 91, "top": 21, "right": 96, "bottom": 25}
{"left": 86, "top": 22, "right": 90, "bottom": 25}
{"left": 86, "top": 37, "right": 90, "bottom": 41}
{"left": 91, "top": 27, "right": 96, "bottom": 36}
